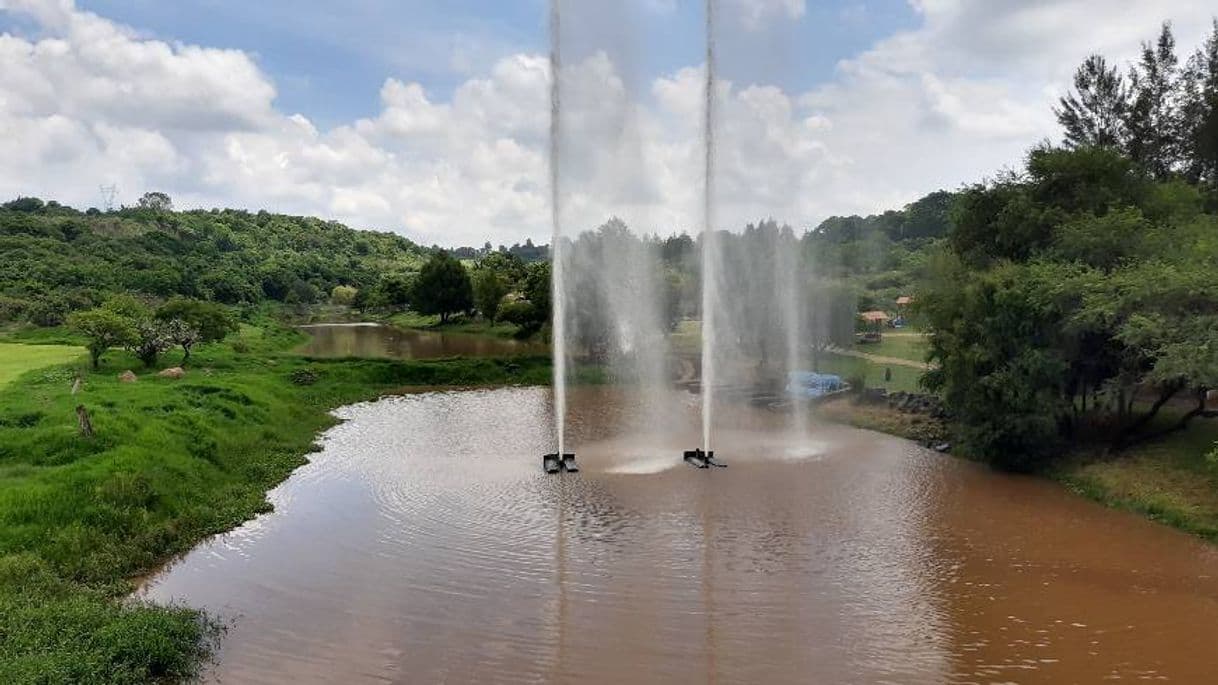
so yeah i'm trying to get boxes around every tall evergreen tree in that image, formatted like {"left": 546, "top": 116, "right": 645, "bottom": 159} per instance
{"left": 1055, "top": 55, "right": 1129, "bottom": 149}
{"left": 1180, "top": 20, "right": 1218, "bottom": 183}
{"left": 1125, "top": 23, "right": 1180, "bottom": 178}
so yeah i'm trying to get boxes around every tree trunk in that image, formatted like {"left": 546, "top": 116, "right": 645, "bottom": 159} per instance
{"left": 1115, "top": 380, "right": 1184, "bottom": 449}
{"left": 1122, "top": 389, "right": 1218, "bottom": 449}
{"left": 76, "top": 405, "right": 94, "bottom": 438}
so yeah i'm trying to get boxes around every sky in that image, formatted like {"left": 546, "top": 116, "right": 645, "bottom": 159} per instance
{"left": 0, "top": 0, "right": 1214, "bottom": 246}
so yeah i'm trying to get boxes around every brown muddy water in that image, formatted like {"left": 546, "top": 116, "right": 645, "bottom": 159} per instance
{"left": 140, "top": 386, "right": 1218, "bottom": 684}
{"left": 297, "top": 323, "right": 548, "bottom": 359}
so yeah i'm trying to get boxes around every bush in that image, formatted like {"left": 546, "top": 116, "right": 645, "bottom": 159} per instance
{"left": 289, "top": 368, "right": 319, "bottom": 386}
{"left": 497, "top": 300, "right": 536, "bottom": 327}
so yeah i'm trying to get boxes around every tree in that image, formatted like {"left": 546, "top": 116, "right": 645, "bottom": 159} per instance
{"left": 1055, "top": 55, "right": 1129, "bottom": 149}
{"left": 68, "top": 308, "right": 137, "bottom": 370}
{"left": 1180, "top": 20, "right": 1218, "bottom": 183}
{"left": 412, "top": 252, "right": 473, "bottom": 323}
{"left": 2, "top": 197, "right": 45, "bottom": 213}
{"left": 1125, "top": 23, "right": 1180, "bottom": 178}
{"left": 330, "top": 285, "right": 358, "bottom": 306}
{"left": 156, "top": 298, "right": 236, "bottom": 362}
{"left": 471, "top": 269, "right": 508, "bottom": 323}
{"left": 127, "top": 318, "right": 172, "bottom": 368}
{"left": 137, "top": 191, "right": 173, "bottom": 212}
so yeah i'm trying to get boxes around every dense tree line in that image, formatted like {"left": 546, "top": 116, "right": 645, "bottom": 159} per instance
{"left": 0, "top": 194, "right": 428, "bottom": 325}
{"left": 922, "top": 21, "right": 1218, "bottom": 470}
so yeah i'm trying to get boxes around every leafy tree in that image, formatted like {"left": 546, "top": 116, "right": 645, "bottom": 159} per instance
{"left": 2, "top": 197, "right": 45, "bottom": 213}
{"left": 330, "top": 285, "right": 358, "bottom": 306}
{"left": 471, "top": 268, "right": 508, "bottom": 323}
{"left": 137, "top": 192, "right": 174, "bottom": 212}
{"left": 1055, "top": 55, "right": 1129, "bottom": 149}
{"left": 412, "top": 252, "right": 473, "bottom": 323}
{"left": 68, "top": 308, "right": 137, "bottom": 369}
{"left": 477, "top": 251, "right": 527, "bottom": 290}
{"left": 127, "top": 319, "right": 172, "bottom": 368}
{"left": 156, "top": 298, "right": 236, "bottom": 362}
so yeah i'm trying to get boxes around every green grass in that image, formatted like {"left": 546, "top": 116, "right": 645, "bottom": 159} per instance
{"left": 1052, "top": 413, "right": 1218, "bottom": 540}
{"left": 0, "top": 343, "right": 85, "bottom": 389}
{"left": 0, "top": 323, "right": 559, "bottom": 683}
{"left": 815, "top": 353, "right": 925, "bottom": 394}
{"left": 387, "top": 311, "right": 526, "bottom": 340}
{"left": 852, "top": 333, "right": 930, "bottom": 363}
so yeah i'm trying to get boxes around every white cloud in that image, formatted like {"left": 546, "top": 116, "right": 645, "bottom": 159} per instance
{"left": 0, "top": 0, "right": 1214, "bottom": 246}
{"left": 725, "top": 0, "right": 806, "bottom": 31}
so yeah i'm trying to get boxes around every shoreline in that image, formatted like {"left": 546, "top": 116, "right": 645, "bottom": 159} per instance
{"left": 815, "top": 396, "right": 1218, "bottom": 543}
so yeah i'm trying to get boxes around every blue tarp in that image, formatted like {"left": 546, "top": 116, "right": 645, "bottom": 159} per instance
{"left": 786, "top": 371, "right": 845, "bottom": 399}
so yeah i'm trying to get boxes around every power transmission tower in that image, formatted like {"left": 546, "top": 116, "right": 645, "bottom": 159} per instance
{"left": 99, "top": 184, "right": 118, "bottom": 212}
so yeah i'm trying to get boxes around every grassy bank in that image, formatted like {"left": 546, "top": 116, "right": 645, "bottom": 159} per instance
{"left": 817, "top": 394, "right": 1218, "bottom": 542}
{"left": 387, "top": 311, "right": 526, "bottom": 340}
{"left": 1053, "top": 416, "right": 1218, "bottom": 540}
{"left": 0, "top": 324, "right": 553, "bottom": 683}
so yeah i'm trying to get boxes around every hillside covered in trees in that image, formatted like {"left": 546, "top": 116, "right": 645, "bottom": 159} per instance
{"left": 0, "top": 197, "right": 431, "bottom": 326}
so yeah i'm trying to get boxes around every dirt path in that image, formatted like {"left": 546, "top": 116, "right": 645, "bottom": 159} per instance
{"left": 827, "top": 346, "right": 933, "bottom": 370}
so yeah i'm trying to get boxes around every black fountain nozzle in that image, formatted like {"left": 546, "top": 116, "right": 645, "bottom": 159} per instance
{"left": 543, "top": 453, "right": 579, "bottom": 474}
{"left": 683, "top": 449, "right": 726, "bottom": 469}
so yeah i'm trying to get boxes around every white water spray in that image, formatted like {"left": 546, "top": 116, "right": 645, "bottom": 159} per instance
{"left": 550, "top": 0, "right": 567, "bottom": 458}
{"left": 700, "top": 0, "right": 718, "bottom": 454}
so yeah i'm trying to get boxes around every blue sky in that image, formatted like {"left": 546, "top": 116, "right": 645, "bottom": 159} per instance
{"left": 2, "top": 0, "right": 1213, "bottom": 245}
{"left": 61, "top": 0, "right": 917, "bottom": 128}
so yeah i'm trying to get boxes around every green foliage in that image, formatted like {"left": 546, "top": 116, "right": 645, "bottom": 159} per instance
{"left": 0, "top": 204, "right": 427, "bottom": 325}
{"left": 67, "top": 309, "right": 136, "bottom": 370}
{"left": 330, "top": 285, "right": 358, "bottom": 306}
{"left": 471, "top": 268, "right": 508, "bottom": 323}
{"left": 411, "top": 252, "right": 473, "bottom": 323}
{"left": 156, "top": 298, "right": 236, "bottom": 345}
{"left": 0, "top": 325, "right": 558, "bottom": 681}
{"left": 925, "top": 141, "right": 1218, "bottom": 468}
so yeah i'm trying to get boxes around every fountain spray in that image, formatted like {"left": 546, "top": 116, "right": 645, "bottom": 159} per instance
{"left": 544, "top": 0, "right": 576, "bottom": 474}
{"left": 686, "top": 0, "right": 725, "bottom": 469}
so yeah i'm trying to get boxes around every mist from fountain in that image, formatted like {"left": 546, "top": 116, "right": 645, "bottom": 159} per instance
{"left": 547, "top": 0, "right": 822, "bottom": 469}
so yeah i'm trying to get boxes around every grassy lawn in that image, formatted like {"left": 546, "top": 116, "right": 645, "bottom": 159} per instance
{"left": 1053, "top": 414, "right": 1218, "bottom": 540}
{"left": 814, "top": 353, "right": 925, "bottom": 394}
{"left": 852, "top": 332, "right": 930, "bottom": 363}
{"left": 0, "top": 323, "right": 554, "bottom": 683}
{"left": 0, "top": 343, "right": 85, "bottom": 389}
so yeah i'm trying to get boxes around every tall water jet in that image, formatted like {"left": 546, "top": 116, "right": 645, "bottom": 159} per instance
{"left": 544, "top": 0, "right": 575, "bottom": 474}
{"left": 700, "top": 0, "right": 718, "bottom": 457}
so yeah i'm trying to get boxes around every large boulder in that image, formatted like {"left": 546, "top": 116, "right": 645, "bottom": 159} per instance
{"left": 118, "top": 370, "right": 138, "bottom": 383}
{"left": 157, "top": 367, "right": 186, "bottom": 380}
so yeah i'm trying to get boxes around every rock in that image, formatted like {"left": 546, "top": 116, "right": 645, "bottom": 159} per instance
{"left": 157, "top": 367, "right": 186, "bottom": 380}
{"left": 118, "top": 370, "right": 138, "bottom": 383}
{"left": 933, "top": 442, "right": 952, "bottom": 453}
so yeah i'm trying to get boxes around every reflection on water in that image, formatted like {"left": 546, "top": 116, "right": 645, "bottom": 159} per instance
{"left": 140, "top": 387, "right": 1218, "bottom": 683}
{"left": 297, "top": 323, "right": 549, "bottom": 359}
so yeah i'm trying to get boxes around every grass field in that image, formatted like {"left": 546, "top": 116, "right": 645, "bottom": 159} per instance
{"left": 0, "top": 323, "right": 555, "bottom": 683}
{"left": 0, "top": 343, "right": 85, "bottom": 389}
{"left": 815, "top": 353, "right": 926, "bottom": 394}
{"left": 852, "top": 332, "right": 931, "bottom": 364}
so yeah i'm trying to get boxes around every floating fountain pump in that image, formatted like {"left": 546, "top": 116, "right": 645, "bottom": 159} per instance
{"left": 683, "top": 449, "right": 726, "bottom": 469}
{"left": 543, "top": 453, "right": 579, "bottom": 474}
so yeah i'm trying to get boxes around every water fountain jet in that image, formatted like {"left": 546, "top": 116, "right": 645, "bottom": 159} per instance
{"left": 544, "top": 0, "right": 575, "bottom": 474}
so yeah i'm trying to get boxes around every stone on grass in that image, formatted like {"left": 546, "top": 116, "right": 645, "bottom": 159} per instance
{"left": 157, "top": 367, "right": 186, "bottom": 380}
{"left": 118, "top": 370, "right": 138, "bottom": 383}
